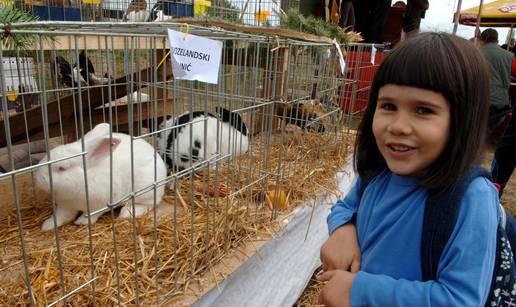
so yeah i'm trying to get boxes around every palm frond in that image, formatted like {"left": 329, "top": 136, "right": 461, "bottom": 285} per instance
{"left": 0, "top": 7, "right": 40, "bottom": 50}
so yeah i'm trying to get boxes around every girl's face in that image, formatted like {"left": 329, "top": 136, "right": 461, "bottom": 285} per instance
{"left": 372, "top": 84, "right": 451, "bottom": 177}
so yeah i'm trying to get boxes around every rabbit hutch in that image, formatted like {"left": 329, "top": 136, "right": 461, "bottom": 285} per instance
{"left": 0, "top": 4, "right": 385, "bottom": 306}
{"left": 10, "top": 0, "right": 301, "bottom": 24}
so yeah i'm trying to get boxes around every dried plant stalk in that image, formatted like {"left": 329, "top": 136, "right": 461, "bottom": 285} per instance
{"left": 0, "top": 130, "right": 354, "bottom": 305}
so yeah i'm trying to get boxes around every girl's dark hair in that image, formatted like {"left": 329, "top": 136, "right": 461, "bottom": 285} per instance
{"left": 354, "top": 32, "right": 490, "bottom": 190}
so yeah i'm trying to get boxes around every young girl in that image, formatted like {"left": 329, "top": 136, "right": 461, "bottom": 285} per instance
{"left": 319, "top": 32, "right": 500, "bottom": 306}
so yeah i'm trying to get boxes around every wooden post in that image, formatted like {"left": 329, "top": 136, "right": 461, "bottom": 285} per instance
{"left": 0, "top": 64, "right": 173, "bottom": 147}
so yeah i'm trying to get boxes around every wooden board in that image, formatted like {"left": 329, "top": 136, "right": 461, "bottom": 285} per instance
{"left": 1, "top": 35, "right": 168, "bottom": 51}
{"left": 40, "top": 35, "right": 168, "bottom": 51}
{"left": 27, "top": 99, "right": 174, "bottom": 142}
{"left": 0, "top": 61, "right": 173, "bottom": 147}
{"left": 171, "top": 18, "right": 335, "bottom": 44}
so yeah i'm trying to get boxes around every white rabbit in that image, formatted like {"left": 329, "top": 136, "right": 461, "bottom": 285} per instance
{"left": 36, "top": 123, "right": 167, "bottom": 231}
{"left": 157, "top": 107, "right": 249, "bottom": 171}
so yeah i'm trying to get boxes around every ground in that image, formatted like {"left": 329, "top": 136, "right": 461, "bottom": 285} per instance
{"left": 294, "top": 147, "right": 516, "bottom": 306}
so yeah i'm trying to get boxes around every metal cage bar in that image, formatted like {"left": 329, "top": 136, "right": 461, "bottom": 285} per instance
{"left": 0, "top": 22, "right": 382, "bottom": 305}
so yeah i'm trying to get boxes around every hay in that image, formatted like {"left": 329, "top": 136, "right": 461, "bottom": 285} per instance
{"left": 293, "top": 267, "right": 324, "bottom": 307}
{"left": 0, "top": 129, "right": 353, "bottom": 306}
{"left": 0, "top": 172, "right": 38, "bottom": 219}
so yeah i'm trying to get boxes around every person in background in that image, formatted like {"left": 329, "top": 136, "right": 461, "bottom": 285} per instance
{"left": 491, "top": 100, "right": 516, "bottom": 198}
{"left": 402, "top": 0, "right": 429, "bottom": 37}
{"left": 500, "top": 38, "right": 516, "bottom": 54}
{"left": 491, "top": 35, "right": 516, "bottom": 198}
{"left": 353, "top": 0, "right": 391, "bottom": 43}
{"left": 339, "top": 0, "right": 355, "bottom": 29}
{"left": 479, "top": 28, "right": 514, "bottom": 139}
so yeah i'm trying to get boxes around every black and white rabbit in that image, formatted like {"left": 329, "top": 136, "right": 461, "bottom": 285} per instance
{"left": 36, "top": 123, "right": 167, "bottom": 231}
{"left": 51, "top": 51, "right": 111, "bottom": 88}
{"left": 157, "top": 107, "right": 249, "bottom": 171}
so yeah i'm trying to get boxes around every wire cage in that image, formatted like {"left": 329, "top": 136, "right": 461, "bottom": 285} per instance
{"left": 202, "top": 0, "right": 300, "bottom": 26}
{"left": 7, "top": 0, "right": 300, "bottom": 23}
{"left": 11, "top": 0, "right": 92, "bottom": 21}
{"left": 101, "top": 0, "right": 195, "bottom": 22}
{"left": 0, "top": 21, "right": 365, "bottom": 306}
{"left": 0, "top": 56, "right": 39, "bottom": 116}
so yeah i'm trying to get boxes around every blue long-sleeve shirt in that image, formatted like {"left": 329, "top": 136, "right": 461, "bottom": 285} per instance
{"left": 327, "top": 170, "right": 499, "bottom": 306}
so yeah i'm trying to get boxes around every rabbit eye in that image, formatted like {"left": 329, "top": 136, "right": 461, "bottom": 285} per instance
{"left": 57, "top": 166, "right": 65, "bottom": 172}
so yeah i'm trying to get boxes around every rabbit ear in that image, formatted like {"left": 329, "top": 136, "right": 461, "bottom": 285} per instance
{"left": 84, "top": 123, "right": 111, "bottom": 141}
{"left": 216, "top": 107, "right": 248, "bottom": 136}
{"left": 86, "top": 136, "right": 121, "bottom": 161}
{"left": 79, "top": 50, "right": 95, "bottom": 75}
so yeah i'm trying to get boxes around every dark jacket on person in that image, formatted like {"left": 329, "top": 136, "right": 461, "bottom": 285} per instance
{"left": 481, "top": 43, "right": 514, "bottom": 109}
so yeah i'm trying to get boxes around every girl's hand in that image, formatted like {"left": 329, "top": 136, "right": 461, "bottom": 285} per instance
{"left": 320, "top": 223, "right": 361, "bottom": 272}
{"left": 318, "top": 270, "right": 356, "bottom": 307}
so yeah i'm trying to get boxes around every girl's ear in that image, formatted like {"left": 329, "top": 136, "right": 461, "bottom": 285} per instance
{"left": 86, "top": 137, "right": 121, "bottom": 161}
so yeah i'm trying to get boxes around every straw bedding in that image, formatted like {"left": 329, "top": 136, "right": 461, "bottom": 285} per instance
{"left": 0, "top": 128, "right": 353, "bottom": 306}
{"left": 294, "top": 267, "right": 324, "bottom": 307}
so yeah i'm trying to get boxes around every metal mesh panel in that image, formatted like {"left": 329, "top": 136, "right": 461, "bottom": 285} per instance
{"left": 0, "top": 22, "right": 381, "bottom": 305}
{"left": 9, "top": 0, "right": 300, "bottom": 23}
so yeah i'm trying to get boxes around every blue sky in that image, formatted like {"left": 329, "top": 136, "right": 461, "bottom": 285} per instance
{"left": 419, "top": 0, "right": 512, "bottom": 42}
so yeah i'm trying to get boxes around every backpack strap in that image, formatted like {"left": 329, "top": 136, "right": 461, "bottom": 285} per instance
{"left": 420, "top": 166, "right": 492, "bottom": 281}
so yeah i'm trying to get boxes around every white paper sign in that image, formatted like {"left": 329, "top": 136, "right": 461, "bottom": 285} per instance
{"left": 371, "top": 46, "right": 377, "bottom": 65}
{"left": 332, "top": 38, "right": 345, "bottom": 75}
{"left": 167, "top": 29, "right": 223, "bottom": 84}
